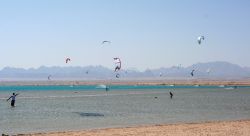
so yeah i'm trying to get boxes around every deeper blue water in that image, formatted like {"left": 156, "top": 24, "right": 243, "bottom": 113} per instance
{"left": 0, "top": 85, "right": 250, "bottom": 135}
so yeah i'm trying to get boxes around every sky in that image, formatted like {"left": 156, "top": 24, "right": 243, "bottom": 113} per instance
{"left": 0, "top": 0, "right": 250, "bottom": 71}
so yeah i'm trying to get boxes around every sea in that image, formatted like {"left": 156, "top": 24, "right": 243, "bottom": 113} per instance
{"left": 0, "top": 85, "right": 250, "bottom": 134}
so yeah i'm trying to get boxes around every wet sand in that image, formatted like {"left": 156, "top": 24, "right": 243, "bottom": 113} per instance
{"left": 19, "top": 120, "right": 250, "bottom": 136}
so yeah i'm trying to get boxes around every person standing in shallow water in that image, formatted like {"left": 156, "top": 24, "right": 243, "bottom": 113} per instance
{"left": 7, "top": 93, "right": 19, "bottom": 107}
{"left": 169, "top": 91, "right": 173, "bottom": 99}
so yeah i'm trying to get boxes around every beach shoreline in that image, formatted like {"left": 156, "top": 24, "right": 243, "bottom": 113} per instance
{"left": 1, "top": 79, "right": 250, "bottom": 86}
{"left": 17, "top": 120, "right": 250, "bottom": 136}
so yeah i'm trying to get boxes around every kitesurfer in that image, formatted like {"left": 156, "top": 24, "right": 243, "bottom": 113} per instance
{"left": 7, "top": 93, "right": 19, "bottom": 107}
{"left": 170, "top": 91, "right": 173, "bottom": 99}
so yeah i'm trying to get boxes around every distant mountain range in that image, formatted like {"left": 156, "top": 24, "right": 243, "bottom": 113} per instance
{"left": 0, "top": 61, "right": 250, "bottom": 80}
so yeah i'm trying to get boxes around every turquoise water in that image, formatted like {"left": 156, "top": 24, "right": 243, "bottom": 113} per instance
{"left": 0, "top": 84, "right": 247, "bottom": 91}
{"left": 0, "top": 85, "right": 210, "bottom": 91}
{"left": 0, "top": 85, "right": 250, "bottom": 134}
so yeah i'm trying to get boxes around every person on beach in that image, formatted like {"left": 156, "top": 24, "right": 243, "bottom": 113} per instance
{"left": 7, "top": 93, "right": 19, "bottom": 107}
{"left": 105, "top": 86, "right": 109, "bottom": 92}
{"left": 169, "top": 91, "right": 173, "bottom": 99}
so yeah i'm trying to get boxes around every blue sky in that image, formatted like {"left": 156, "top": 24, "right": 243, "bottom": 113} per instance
{"left": 0, "top": 0, "right": 249, "bottom": 71}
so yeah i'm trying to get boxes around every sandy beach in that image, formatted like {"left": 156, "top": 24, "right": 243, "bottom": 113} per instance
{"left": 18, "top": 120, "right": 250, "bottom": 136}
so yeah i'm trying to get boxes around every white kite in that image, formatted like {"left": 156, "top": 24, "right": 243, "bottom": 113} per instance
{"left": 197, "top": 36, "right": 205, "bottom": 45}
{"left": 206, "top": 68, "right": 211, "bottom": 74}
{"left": 113, "top": 57, "right": 121, "bottom": 72}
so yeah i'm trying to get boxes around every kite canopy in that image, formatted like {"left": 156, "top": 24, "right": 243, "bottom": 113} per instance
{"left": 48, "top": 75, "right": 52, "bottom": 80}
{"left": 206, "top": 68, "right": 211, "bottom": 74}
{"left": 197, "top": 36, "right": 205, "bottom": 44}
{"left": 102, "top": 41, "right": 111, "bottom": 44}
{"left": 190, "top": 69, "right": 195, "bottom": 76}
{"left": 116, "top": 73, "right": 120, "bottom": 78}
{"left": 114, "top": 58, "right": 121, "bottom": 72}
{"left": 66, "top": 58, "right": 71, "bottom": 63}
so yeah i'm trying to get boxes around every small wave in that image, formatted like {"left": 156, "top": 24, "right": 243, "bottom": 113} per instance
{"left": 96, "top": 84, "right": 107, "bottom": 89}
{"left": 224, "top": 87, "right": 236, "bottom": 90}
{"left": 218, "top": 85, "right": 225, "bottom": 87}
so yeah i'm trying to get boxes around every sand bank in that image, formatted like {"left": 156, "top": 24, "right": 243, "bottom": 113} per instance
{"left": 19, "top": 120, "right": 250, "bottom": 136}
{"left": 1, "top": 79, "right": 250, "bottom": 86}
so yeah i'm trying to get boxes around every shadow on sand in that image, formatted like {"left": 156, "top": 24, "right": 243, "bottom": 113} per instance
{"left": 73, "top": 112, "right": 104, "bottom": 117}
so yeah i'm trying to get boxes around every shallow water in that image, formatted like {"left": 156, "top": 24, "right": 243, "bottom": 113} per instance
{"left": 0, "top": 85, "right": 250, "bottom": 134}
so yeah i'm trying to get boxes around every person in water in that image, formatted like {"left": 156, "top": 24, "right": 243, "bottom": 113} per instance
{"left": 169, "top": 91, "right": 173, "bottom": 99}
{"left": 7, "top": 93, "right": 19, "bottom": 107}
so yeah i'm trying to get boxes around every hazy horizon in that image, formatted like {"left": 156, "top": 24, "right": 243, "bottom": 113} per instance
{"left": 0, "top": 60, "right": 249, "bottom": 71}
{"left": 0, "top": 61, "right": 249, "bottom": 80}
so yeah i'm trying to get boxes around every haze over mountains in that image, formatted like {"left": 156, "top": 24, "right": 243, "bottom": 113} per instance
{"left": 0, "top": 61, "right": 250, "bottom": 80}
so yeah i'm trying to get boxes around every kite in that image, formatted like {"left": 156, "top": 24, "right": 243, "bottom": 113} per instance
{"left": 48, "top": 75, "right": 52, "bottom": 80}
{"left": 66, "top": 58, "right": 71, "bottom": 63}
{"left": 197, "top": 36, "right": 205, "bottom": 45}
{"left": 102, "top": 41, "right": 111, "bottom": 44}
{"left": 114, "top": 57, "right": 121, "bottom": 72}
{"left": 116, "top": 73, "right": 120, "bottom": 78}
{"left": 191, "top": 69, "right": 195, "bottom": 77}
{"left": 206, "top": 68, "right": 211, "bottom": 74}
